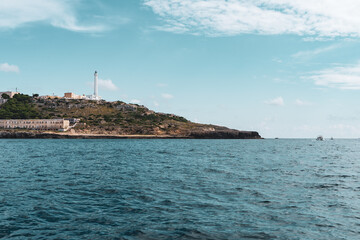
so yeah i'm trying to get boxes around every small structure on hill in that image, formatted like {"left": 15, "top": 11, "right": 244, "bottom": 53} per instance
{"left": 0, "top": 91, "right": 20, "bottom": 104}
{"left": 64, "top": 92, "right": 86, "bottom": 99}
{"left": 39, "top": 95, "right": 62, "bottom": 99}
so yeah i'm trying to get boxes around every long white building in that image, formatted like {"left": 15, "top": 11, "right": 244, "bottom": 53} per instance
{"left": 0, "top": 119, "right": 70, "bottom": 131}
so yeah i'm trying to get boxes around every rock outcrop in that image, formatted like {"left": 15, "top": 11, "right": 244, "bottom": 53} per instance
{"left": 189, "top": 130, "right": 261, "bottom": 139}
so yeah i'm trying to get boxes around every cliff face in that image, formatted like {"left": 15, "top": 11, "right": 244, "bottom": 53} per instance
{"left": 0, "top": 96, "right": 262, "bottom": 139}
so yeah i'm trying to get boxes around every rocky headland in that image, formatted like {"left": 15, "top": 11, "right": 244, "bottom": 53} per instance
{"left": 0, "top": 95, "right": 261, "bottom": 139}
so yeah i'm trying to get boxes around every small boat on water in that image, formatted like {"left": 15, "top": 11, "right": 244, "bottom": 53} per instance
{"left": 316, "top": 136, "right": 324, "bottom": 141}
{"left": 330, "top": 137, "right": 334, "bottom": 140}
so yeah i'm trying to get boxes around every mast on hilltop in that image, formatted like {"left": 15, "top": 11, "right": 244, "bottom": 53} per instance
{"left": 94, "top": 71, "right": 98, "bottom": 99}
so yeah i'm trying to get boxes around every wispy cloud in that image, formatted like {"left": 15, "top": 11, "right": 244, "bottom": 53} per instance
{"left": 292, "top": 44, "right": 340, "bottom": 58}
{"left": 264, "top": 97, "right": 284, "bottom": 106}
{"left": 157, "top": 83, "right": 168, "bottom": 87}
{"left": 0, "top": 63, "right": 19, "bottom": 73}
{"left": 144, "top": 0, "right": 360, "bottom": 38}
{"left": 161, "top": 93, "right": 174, "bottom": 99}
{"left": 98, "top": 79, "right": 118, "bottom": 91}
{"left": 295, "top": 99, "right": 312, "bottom": 106}
{"left": 130, "top": 99, "right": 141, "bottom": 104}
{"left": 272, "top": 58, "right": 282, "bottom": 63}
{"left": 0, "top": 0, "right": 107, "bottom": 32}
{"left": 309, "top": 62, "right": 360, "bottom": 90}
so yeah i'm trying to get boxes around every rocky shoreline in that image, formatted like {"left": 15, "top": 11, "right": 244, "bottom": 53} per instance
{"left": 0, "top": 130, "right": 262, "bottom": 139}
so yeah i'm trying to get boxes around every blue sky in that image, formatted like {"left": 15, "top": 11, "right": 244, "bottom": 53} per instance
{"left": 2, "top": 0, "right": 360, "bottom": 138}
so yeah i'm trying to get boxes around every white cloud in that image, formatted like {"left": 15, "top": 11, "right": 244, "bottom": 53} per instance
{"left": 272, "top": 58, "right": 282, "bottom": 63}
{"left": 0, "top": 0, "right": 106, "bottom": 32}
{"left": 98, "top": 79, "right": 118, "bottom": 91}
{"left": 264, "top": 97, "right": 284, "bottom": 106}
{"left": 309, "top": 62, "right": 360, "bottom": 89}
{"left": 161, "top": 93, "right": 174, "bottom": 99}
{"left": 0, "top": 63, "right": 19, "bottom": 73}
{"left": 153, "top": 101, "right": 159, "bottom": 106}
{"left": 292, "top": 44, "right": 340, "bottom": 58}
{"left": 144, "top": 0, "right": 360, "bottom": 38}
{"left": 130, "top": 99, "right": 141, "bottom": 104}
{"left": 295, "top": 99, "right": 312, "bottom": 106}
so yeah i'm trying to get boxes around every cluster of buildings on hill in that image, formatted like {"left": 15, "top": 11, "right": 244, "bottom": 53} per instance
{"left": 0, "top": 71, "right": 99, "bottom": 131}
{"left": 0, "top": 71, "right": 101, "bottom": 103}
{"left": 39, "top": 71, "right": 102, "bottom": 100}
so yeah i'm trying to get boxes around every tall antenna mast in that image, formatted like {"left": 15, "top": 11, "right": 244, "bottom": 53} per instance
{"left": 94, "top": 71, "right": 98, "bottom": 98}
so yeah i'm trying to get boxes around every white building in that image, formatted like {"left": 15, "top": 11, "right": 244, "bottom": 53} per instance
{"left": 0, "top": 119, "right": 70, "bottom": 131}
{"left": 0, "top": 91, "right": 20, "bottom": 104}
{"left": 64, "top": 92, "right": 86, "bottom": 99}
{"left": 0, "top": 91, "right": 19, "bottom": 98}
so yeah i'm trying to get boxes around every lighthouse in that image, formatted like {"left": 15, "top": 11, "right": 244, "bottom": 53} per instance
{"left": 94, "top": 71, "right": 98, "bottom": 98}
{"left": 86, "top": 71, "right": 101, "bottom": 100}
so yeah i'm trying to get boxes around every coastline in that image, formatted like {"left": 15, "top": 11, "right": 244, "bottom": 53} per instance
{"left": 0, "top": 130, "right": 262, "bottom": 139}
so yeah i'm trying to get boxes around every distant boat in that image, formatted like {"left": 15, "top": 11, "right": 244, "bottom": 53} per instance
{"left": 316, "top": 136, "right": 324, "bottom": 141}
{"left": 330, "top": 137, "right": 334, "bottom": 140}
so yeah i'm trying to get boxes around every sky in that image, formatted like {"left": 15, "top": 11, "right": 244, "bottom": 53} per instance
{"left": 2, "top": 0, "right": 360, "bottom": 138}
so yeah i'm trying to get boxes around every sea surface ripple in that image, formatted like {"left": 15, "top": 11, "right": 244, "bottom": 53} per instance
{"left": 0, "top": 139, "right": 360, "bottom": 239}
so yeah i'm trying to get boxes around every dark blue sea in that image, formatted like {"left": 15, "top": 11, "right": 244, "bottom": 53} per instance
{"left": 0, "top": 139, "right": 359, "bottom": 239}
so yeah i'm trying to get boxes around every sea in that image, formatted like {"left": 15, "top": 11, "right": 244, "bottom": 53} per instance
{"left": 0, "top": 139, "right": 359, "bottom": 239}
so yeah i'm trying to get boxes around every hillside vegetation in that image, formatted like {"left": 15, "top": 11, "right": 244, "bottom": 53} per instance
{"left": 0, "top": 94, "right": 41, "bottom": 119}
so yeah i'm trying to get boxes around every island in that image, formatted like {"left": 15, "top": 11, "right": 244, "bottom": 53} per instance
{"left": 0, "top": 93, "right": 261, "bottom": 139}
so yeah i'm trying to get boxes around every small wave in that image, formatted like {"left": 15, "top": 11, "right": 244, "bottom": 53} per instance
{"left": 97, "top": 188, "right": 120, "bottom": 195}
{"left": 123, "top": 229, "right": 146, "bottom": 237}
{"left": 204, "top": 168, "right": 225, "bottom": 174}
{"left": 321, "top": 174, "right": 353, "bottom": 178}
{"left": 137, "top": 194, "right": 155, "bottom": 203}
{"left": 156, "top": 150, "right": 174, "bottom": 155}
{"left": 35, "top": 210, "right": 65, "bottom": 223}
{"left": 315, "top": 223, "right": 335, "bottom": 228}
{"left": 159, "top": 199, "right": 174, "bottom": 206}
{"left": 174, "top": 228, "right": 211, "bottom": 239}
{"left": 28, "top": 155, "right": 44, "bottom": 158}
{"left": 240, "top": 232, "right": 277, "bottom": 239}
{"left": 309, "top": 183, "right": 341, "bottom": 189}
